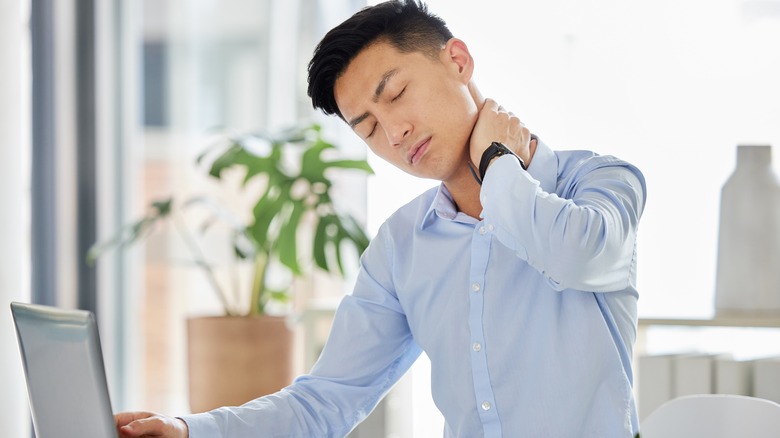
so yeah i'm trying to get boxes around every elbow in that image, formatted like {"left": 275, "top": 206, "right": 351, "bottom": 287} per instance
{"left": 544, "top": 207, "right": 635, "bottom": 290}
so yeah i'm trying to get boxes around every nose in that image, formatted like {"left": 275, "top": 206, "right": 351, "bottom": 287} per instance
{"left": 382, "top": 113, "right": 411, "bottom": 147}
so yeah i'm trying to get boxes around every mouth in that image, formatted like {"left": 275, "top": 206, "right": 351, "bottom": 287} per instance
{"left": 408, "top": 137, "right": 431, "bottom": 165}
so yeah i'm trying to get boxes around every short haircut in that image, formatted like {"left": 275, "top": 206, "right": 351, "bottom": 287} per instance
{"left": 307, "top": 0, "right": 453, "bottom": 119}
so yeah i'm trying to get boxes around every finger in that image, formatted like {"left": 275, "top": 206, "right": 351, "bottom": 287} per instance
{"left": 120, "top": 417, "right": 165, "bottom": 437}
{"left": 116, "top": 411, "right": 155, "bottom": 428}
{"left": 482, "top": 98, "right": 499, "bottom": 112}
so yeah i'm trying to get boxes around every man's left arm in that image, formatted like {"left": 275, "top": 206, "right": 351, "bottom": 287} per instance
{"left": 469, "top": 100, "right": 646, "bottom": 292}
{"left": 481, "top": 150, "right": 646, "bottom": 292}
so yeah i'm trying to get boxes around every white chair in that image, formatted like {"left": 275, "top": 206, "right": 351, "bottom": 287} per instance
{"left": 640, "top": 394, "right": 780, "bottom": 438}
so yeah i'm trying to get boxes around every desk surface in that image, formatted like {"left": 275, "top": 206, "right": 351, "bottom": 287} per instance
{"left": 639, "top": 315, "right": 780, "bottom": 328}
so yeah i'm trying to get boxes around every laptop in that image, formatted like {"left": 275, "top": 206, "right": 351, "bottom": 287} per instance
{"left": 10, "top": 301, "right": 118, "bottom": 438}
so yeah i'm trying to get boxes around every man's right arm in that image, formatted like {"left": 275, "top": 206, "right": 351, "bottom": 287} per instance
{"left": 116, "top": 222, "right": 420, "bottom": 438}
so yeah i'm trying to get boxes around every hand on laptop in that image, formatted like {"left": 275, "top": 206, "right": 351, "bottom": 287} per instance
{"left": 116, "top": 411, "right": 188, "bottom": 437}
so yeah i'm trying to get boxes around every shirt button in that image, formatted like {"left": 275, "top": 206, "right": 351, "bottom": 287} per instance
{"left": 471, "top": 283, "right": 481, "bottom": 293}
{"left": 472, "top": 342, "right": 482, "bottom": 352}
{"left": 478, "top": 226, "right": 486, "bottom": 235}
{"left": 487, "top": 224, "right": 495, "bottom": 232}
{"left": 482, "top": 401, "right": 491, "bottom": 411}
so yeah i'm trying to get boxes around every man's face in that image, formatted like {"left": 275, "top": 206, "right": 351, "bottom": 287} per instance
{"left": 334, "top": 40, "right": 479, "bottom": 183}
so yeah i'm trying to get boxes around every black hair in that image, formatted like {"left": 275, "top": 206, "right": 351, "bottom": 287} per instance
{"left": 307, "top": 0, "right": 453, "bottom": 119}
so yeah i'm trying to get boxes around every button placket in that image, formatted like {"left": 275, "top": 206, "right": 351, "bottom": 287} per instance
{"left": 468, "top": 221, "right": 501, "bottom": 433}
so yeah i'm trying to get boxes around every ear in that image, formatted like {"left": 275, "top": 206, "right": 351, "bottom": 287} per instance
{"left": 441, "top": 38, "right": 474, "bottom": 83}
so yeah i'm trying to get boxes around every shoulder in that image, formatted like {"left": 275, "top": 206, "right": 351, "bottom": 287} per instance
{"left": 552, "top": 149, "right": 647, "bottom": 214}
{"left": 556, "top": 149, "right": 645, "bottom": 186}
{"left": 556, "top": 149, "right": 636, "bottom": 172}
{"left": 360, "top": 185, "right": 438, "bottom": 271}
{"left": 368, "top": 184, "right": 439, "bottom": 247}
{"left": 381, "top": 185, "right": 439, "bottom": 230}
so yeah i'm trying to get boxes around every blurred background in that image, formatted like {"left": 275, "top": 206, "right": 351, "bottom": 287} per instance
{"left": 2, "top": 0, "right": 779, "bottom": 436}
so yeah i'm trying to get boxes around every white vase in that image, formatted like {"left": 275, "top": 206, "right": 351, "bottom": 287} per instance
{"left": 715, "top": 145, "right": 780, "bottom": 315}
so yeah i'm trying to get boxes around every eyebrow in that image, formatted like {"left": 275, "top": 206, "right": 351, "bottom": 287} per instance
{"left": 347, "top": 68, "right": 399, "bottom": 129}
{"left": 372, "top": 68, "right": 398, "bottom": 103}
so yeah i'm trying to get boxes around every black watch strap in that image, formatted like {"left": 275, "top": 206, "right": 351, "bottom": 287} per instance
{"left": 477, "top": 142, "right": 526, "bottom": 182}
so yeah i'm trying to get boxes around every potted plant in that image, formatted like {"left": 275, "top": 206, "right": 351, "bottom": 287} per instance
{"left": 88, "top": 123, "right": 373, "bottom": 412}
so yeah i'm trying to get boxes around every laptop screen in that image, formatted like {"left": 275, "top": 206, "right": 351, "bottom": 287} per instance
{"left": 10, "top": 302, "right": 117, "bottom": 438}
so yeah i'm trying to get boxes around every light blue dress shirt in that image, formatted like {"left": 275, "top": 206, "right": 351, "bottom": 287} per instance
{"left": 183, "top": 138, "right": 647, "bottom": 437}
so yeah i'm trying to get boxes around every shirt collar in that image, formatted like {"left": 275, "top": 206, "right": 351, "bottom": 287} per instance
{"left": 421, "top": 183, "right": 459, "bottom": 229}
{"left": 420, "top": 135, "right": 558, "bottom": 230}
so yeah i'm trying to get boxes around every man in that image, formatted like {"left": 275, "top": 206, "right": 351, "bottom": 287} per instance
{"left": 116, "top": 1, "right": 646, "bottom": 436}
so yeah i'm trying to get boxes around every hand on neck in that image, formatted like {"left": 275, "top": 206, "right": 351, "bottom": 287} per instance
{"left": 468, "top": 81, "right": 485, "bottom": 111}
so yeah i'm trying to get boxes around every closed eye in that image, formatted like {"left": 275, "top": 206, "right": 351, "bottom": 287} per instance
{"left": 391, "top": 87, "right": 406, "bottom": 103}
{"left": 366, "top": 122, "right": 377, "bottom": 138}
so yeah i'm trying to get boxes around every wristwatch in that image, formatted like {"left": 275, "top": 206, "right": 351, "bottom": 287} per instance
{"left": 478, "top": 141, "right": 526, "bottom": 182}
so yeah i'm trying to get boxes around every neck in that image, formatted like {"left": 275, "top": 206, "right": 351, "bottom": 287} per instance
{"left": 445, "top": 136, "right": 538, "bottom": 219}
{"left": 441, "top": 80, "right": 486, "bottom": 218}
{"left": 444, "top": 161, "right": 484, "bottom": 219}
{"left": 469, "top": 81, "right": 485, "bottom": 111}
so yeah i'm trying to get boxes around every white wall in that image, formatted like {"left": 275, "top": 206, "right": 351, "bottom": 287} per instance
{"left": 0, "top": 0, "right": 31, "bottom": 436}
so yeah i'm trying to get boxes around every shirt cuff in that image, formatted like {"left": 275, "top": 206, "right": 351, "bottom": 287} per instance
{"left": 480, "top": 154, "right": 537, "bottom": 207}
{"left": 178, "top": 412, "right": 221, "bottom": 438}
